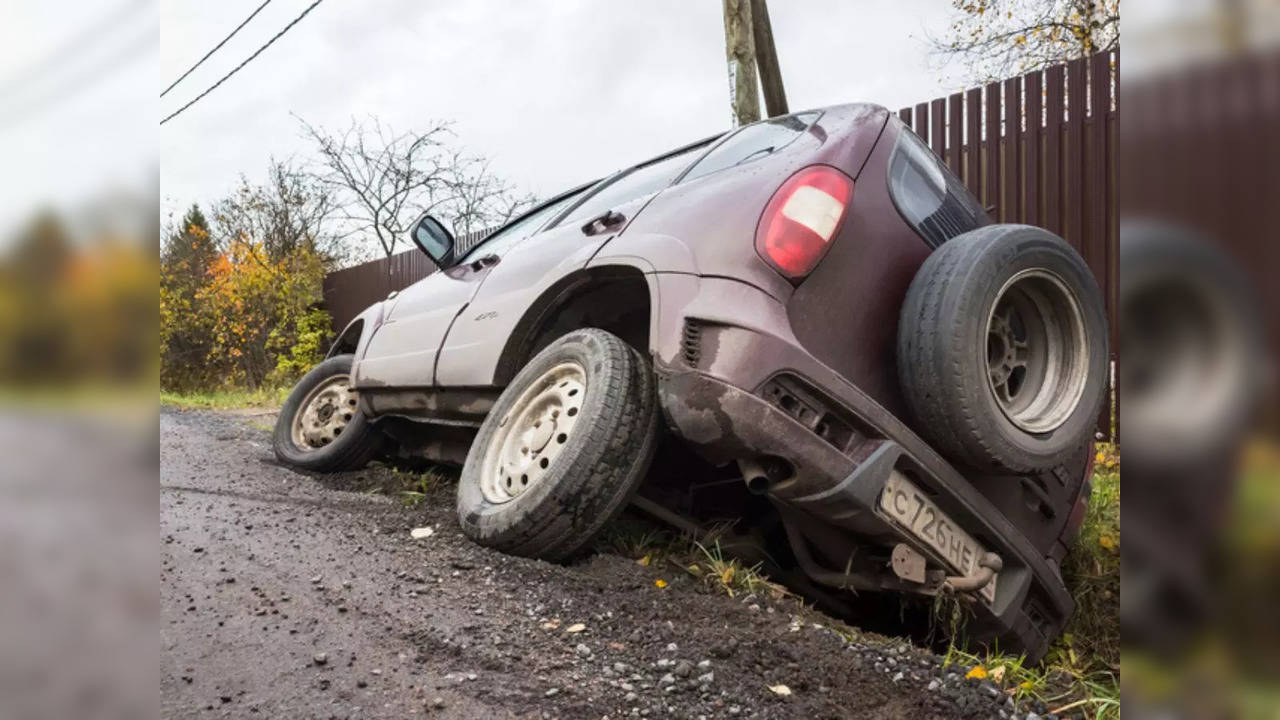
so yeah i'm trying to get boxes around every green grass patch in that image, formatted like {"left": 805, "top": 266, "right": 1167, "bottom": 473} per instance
{"left": 160, "top": 386, "right": 290, "bottom": 410}
{"left": 939, "top": 443, "right": 1120, "bottom": 719}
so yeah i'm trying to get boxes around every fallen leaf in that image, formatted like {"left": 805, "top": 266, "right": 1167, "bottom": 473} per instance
{"left": 565, "top": 623, "right": 586, "bottom": 634}
{"left": 1099, "top": 535, "right": 1116, "bottom": 550}
{"left": 607, "top": 642, "right": 626, "bottom": 651}
{"left": 989, "top": 665, "right": 1006, "bottom": 683}
{"left": 768, "top": 684, "right": 792, "bottom": 696}
{"left": 721, "top": 566, "right": 735, "bottom": 586}
{"left": 410, "top": 527, "right": 434, "bottom": 539}
{"left": 1019, "top": 680, "right": 1034, "bottom": 690}
{"left": 654, "top": 579, "right": 668, "bottom": 589}
{"left": 966, "top": 665, "right": 988, "bottom": 680}
{"left": 541, "top": 619, "right": 561, "bottom": 630}
{"left": 636, "top": 554, "right": 651, "bottom": 566}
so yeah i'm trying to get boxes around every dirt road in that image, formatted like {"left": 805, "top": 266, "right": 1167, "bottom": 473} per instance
{"left": 161, "top": 408, "right": 1038, "bottom": 719}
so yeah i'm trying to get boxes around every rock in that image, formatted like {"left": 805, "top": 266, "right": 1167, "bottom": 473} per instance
{"left": 697, "top": 672, "right": 714, "bottom": 685}
{"left": 613, "top": 662, "right": 629, "bottom": 673}
{"left": 673, "top": 660, "right": 694, "bottom": 678}
{"left": 544, "top": 688, "right": 560, "bottom": 697}
{"left": 410, "top": 527, "right": 434, "bottom": 539}
{"left": 309, "top": 575, "right": 322, "bottom": 584}
{"left": 431, "top": 697, "right": 445, "bottom": 708}
{"left": 624, "top": 691, "right": 638, "bottom": 703}
{"left": 927, "top": 679, "right": 941, "bottom": 691}
{"left": 312, "top": 652, "right": 328, "bottom": 666}
{"left": 892, "top": 671, "right": 905, "bottom": 683}
{"left": 575, "top": 643, "right": 592, "bottom": 657}
{"left": 665, "top": 642, "right": 678, "bottom": 652}
{"left": 696, "top": 659, "right": 712, "bottom": 670}
{"left": 659, "top": 673, "right": 675, "bottom": 686}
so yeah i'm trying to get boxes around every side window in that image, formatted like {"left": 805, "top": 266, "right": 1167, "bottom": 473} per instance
{"left": 680, "top": 111, "right": 821, "bottom": 183}
{"left": 556, "top": 144, "right": 707, "bottom": 226}
{"left": 458, "top": 190, "right": 584, "bottom": 261}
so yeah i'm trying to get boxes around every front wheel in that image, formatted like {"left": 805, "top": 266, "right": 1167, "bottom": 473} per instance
{"left": 272, "top": 354, "right": 383, "bottom": 472}
{"left": 456, "top": 329, "right": 659, "bottom": 562}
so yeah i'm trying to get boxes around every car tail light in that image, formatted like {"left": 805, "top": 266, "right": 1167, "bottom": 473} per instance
{"left": 755, "top": 165, "right": 854, "bottom": 280}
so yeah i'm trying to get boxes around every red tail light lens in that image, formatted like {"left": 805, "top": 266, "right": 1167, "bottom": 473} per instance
{"left": 755, "top": 165, "right": 855, "bottom": 280}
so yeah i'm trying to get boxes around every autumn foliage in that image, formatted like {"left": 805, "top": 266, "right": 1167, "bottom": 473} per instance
{"left": 161, "top": 205, "right": 330, "bottom": 392}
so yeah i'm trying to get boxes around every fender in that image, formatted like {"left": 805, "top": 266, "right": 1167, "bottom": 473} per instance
{"left": 326, "top": 301, "right": 385, "bottom": 366}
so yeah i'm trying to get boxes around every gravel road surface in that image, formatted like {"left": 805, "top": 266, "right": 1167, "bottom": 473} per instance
{"left": 161, "top": 408, "right": 1047, "bottom": 719}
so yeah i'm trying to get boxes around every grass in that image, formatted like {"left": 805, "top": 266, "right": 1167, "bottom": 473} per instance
{"left": 937, "top": 442, "right": 1121, "bottom": 719}
{"left": 160, "top": 385, "right": 290, "bottom": 410}
{"left": 395, "top": 465, "right": 456, "bottom": 506}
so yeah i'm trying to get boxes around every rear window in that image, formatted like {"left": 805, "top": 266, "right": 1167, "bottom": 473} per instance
{"left": 679, "top": 111, "right": 821, "bottom": 184}
{"left": 887, "top": 126, "right": 986, "bottom": 247}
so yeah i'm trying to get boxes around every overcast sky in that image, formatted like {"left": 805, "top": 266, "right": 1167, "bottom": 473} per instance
{"left": 152, "top": 1, "right": 972, "bottom": 224}
{"left": 1, "top": 1, "right": 975, "bottom": 242}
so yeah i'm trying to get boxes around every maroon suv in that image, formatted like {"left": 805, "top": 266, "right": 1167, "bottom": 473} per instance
{"left": 273, "top": 104, "right": 1108, "bottom": 661}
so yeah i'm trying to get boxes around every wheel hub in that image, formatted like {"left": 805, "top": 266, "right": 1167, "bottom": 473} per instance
{"left": 984, "top": 269, "right": 1089, "bottom": 434}
{"left": 290, "top": 374, "right": 358, "bottom": 451}
{"left": 480, "top": 362, "right": 586, "bottom": 504}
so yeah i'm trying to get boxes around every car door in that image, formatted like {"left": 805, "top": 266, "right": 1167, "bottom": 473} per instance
{"left": 355, "top": 195, "right": 587, "bottom": 389}
{"left": 434, "top": 142, "right": 713, "bottom": 387}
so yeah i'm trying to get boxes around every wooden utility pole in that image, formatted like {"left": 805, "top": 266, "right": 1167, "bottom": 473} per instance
{"left": 750, "top": 0, "right": 788, "bottom": 117}
{"left": 722, "top": 0, "right": 760, "bottom": 127}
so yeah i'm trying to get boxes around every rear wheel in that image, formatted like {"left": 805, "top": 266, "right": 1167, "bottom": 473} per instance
{"left": 456, "top": 329, "right": 659, "bottom": 562}
{"left": 273, "top": 354, "right": 383, "bottom": 471}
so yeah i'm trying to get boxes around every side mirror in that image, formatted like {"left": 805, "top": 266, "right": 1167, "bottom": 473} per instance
{"left": 409, "top": 213, "right": 455, "bottom": 267}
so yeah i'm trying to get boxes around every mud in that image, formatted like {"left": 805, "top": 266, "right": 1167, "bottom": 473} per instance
{"left": 161, "top": 408, "right": 1045, "bottom": 719}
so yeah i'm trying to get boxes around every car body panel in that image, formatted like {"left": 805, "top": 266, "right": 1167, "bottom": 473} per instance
{"left": 355, "top": 262, "right": 494, "bottom": 388}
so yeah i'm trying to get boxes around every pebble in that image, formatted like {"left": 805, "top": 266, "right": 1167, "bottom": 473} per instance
{"left": 544, "top": 688, "right": 559, "bottom": 698}
{"left": 673, "top": 660, "right": 694, "bottom": 678}
{"left": 665, "top": 643, "right": 678, "bottom": 652}
{"left": 696, "top": 659, "right": 711, "bottom": 669}
{"left": 312, "top": 652, "right": 328, "bottom": 666}
{"left": 697, "top": 672, "right": 714, "bottom": 685}
{"left": 891, "top": 671, "right": 905, "bottom": 683}
{"left": 659, "top": 673, "right": 675, "bottom": 686}
{"left": 575, "top": 643, "right": 592, "bottom": 657}
{"left": 431, "top": 697, "right": 445, "bottom": 709}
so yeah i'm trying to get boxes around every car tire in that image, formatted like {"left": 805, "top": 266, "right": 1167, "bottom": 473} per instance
{"left": 898, "top": 224, "right": 1108, "bottom": 474}
{"left": 273, "top": 354, "right": 383, "bottom": 472}
{"left": 456, "top": 329, "right": 659, "bottom": 562}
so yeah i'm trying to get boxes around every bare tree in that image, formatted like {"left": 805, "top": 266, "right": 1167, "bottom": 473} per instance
{"left": 214, "top": 157, "right": 343, "bottom": 266}
{"left": 298, "top": 115, "right": 534, "bottom": 260}
{"left": 931, "top": 0, "right": 1119, "bottom": 83}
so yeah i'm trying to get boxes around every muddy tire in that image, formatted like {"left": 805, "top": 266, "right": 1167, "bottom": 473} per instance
{"left": 456, "top": 329, "right": 659, "bottom": 562}
{"left": 273, "top": 354, "right": 383, "bottom": 472}
{"left": 898, "top": 224, "right": 1108, "bottom": 473}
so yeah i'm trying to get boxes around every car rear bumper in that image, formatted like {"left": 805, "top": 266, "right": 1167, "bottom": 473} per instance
{"left": 650, "top": 274, "right": 1072, "bottom": 659}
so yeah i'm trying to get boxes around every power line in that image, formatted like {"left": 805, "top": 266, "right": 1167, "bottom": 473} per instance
{"left": 160, "top": 0, "right": 273, "bottom": 98}
{"left": 159, "top": 0, "right": 326, "bottom": 126}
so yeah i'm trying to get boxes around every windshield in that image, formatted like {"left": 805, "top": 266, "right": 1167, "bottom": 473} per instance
{"left": 456, "top": 189, "right": 588, "bottom": 262}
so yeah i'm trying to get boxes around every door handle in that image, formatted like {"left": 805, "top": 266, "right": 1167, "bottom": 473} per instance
{"left": 468, "top": 253, "right": 499, "bottom": 271}
{"left": 581, "top": 209, "right": 626, "bottom": 236}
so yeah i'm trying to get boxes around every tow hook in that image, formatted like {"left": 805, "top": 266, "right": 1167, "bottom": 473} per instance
{"left": 943, "top": 552, "right": 1003, "bottom": 594}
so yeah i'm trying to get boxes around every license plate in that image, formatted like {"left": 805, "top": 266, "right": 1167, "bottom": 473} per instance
{"left": 879, "top": 471, "right": 997, "bottom": 603}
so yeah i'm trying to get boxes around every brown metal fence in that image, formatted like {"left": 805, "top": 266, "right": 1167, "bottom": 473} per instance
{"left": 898, "top": 50, "right": 1118, "bottom": 438}
{"left": 322, "top": 51, "right": 1121, "bottom": 436}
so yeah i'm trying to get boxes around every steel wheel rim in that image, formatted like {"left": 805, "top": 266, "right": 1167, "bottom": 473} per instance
{"left": 480, "top": 362, "right": 586, "bottom": 504}
{"left": 290, "top": 374, "right": 358, "bottom": 451}
{"left": 984, "top": 269, "right": 1088, "bottom": 433}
